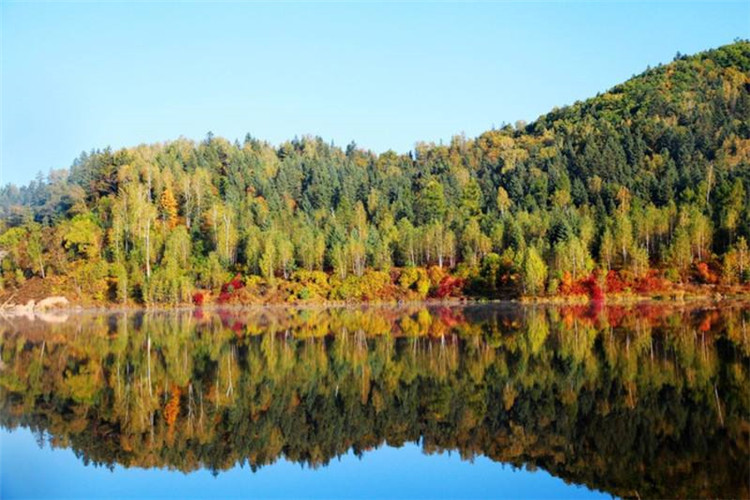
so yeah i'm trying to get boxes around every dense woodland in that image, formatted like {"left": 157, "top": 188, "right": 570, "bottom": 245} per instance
{"left": 1, "top": 304, "right": 748, "bottom": 498}
{"left": 1, "top": 42, "right": 749, "bottom": 304}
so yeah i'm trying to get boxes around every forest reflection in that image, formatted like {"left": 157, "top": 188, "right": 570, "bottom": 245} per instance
{"left": 1, "top": 303, "right": 748, "bottom": 499}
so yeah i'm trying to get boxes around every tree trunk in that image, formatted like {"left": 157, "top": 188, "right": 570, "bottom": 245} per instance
{"left": 145, "top": 218, "right": 151, "bottom": 279}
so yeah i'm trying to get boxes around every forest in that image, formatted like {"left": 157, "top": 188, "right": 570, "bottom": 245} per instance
{"left": 1, "top": 304, "right": 748, "bottom": 498}
{"left": 0, "top": 42, "right": 749, "bottom": 305}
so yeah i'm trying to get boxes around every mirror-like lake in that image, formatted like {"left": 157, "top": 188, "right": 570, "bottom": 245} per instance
{"left": 1, "top": 303, "right": 748, "bottom": 499}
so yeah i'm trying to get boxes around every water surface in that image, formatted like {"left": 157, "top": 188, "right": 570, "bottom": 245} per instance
{"left": 1, "top": 303, "right": 748, "bottom": 499}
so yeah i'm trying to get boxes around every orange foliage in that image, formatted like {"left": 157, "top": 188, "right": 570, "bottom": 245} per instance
{"left": 559, "top": 271, "right": 604, "bottom": 301}
{"left": 605, "top": 270, "right": 628, "bottom": 294}
{"left": 435, "top": 307, "right": 465, "bottom": 328}
{"left": 694, "top": 262, "right": 719, "bottom": 284}
{"left": 698, "top": 310, "right": 720, "bottom": 333}
{"left": 164, "top": 385, "right": 181, "bottom": 427}
{"left": 159, "top": 188, "right": 179, "bottom": 229}
{"left": 435, "top": 276, "right": 465, "bottom": 298}
{"left": 634, "top": 270, "right": 668, "bottom": 293}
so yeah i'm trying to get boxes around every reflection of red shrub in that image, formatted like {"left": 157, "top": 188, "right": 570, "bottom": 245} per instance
{"left": 606, "top": 306, "right": 628, "bottom": 328}
{"left": 698, "top": 315, "right": 712, "bottom": 332}
{"left": 436, "top": 307, "right": 464, "bottom": 327}
{"left": 697, "top": 310, "right": 719, "bottom": 332}
{"left": 635, "top": 303, "right": 668, "bottom": 323}
{"left": 192, "top": 292, "right": 205, "bottom": 306}
{"left": 560, "top": 305, "right": 594, "bottom": 327}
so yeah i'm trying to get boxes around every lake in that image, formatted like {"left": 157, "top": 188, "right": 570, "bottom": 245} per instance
{"left": 1, "top": 303, "right": 748, "bottom": 499}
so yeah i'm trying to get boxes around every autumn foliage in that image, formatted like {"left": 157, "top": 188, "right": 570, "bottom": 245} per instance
{"left": 164, "top": 385, "right": 181, "bottom": 427}
{"left": 435, "top": 276, "right": 465, "bottom": 299}
{"left": 694, "top": 261, "right": 719, "bottom": 284}
{"left": 1, "top": 43, "right": 749, "bottom": 306}
{"left": 218, "top": 275, "right": 246, "bottom": 303}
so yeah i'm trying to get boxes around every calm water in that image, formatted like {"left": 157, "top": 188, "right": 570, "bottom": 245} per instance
{"left": 0, "top": 303, "right": 748, "bottom": 499}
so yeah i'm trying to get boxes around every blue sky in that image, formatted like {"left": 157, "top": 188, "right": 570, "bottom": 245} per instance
{"left": 1, "top": 1, "right": 748, "bottom": 186}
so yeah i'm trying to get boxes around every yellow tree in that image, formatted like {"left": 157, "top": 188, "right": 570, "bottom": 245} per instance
{"left": 160, "top": 188, "right": 179, "bottom": 229}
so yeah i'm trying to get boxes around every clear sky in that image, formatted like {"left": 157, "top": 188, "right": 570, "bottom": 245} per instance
{"left": 1, "top": 1, "right": 748, "bottom": 186}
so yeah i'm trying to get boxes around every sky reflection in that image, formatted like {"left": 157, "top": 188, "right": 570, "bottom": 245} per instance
{"left": 1, "top": 427, "right": 606, "bottom": 500}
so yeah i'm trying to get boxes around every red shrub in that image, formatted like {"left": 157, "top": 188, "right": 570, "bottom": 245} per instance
{"left": 634, "top": 269, "right": 667, "bottom": 293}
{"left": 230, "top": 275, "right": 245, "bottom": 290}
{"left": 559, "top": 272, "right": 587, "bottom": 295}
{"left": 583, "top": 271, "right": 604, "bottom": 302}
{"left": 221, "top": 274, "right": 246, "bottom": 294}
{"left": 192, "top": 292, "right": 205, "bottom": 306}
{"left": 605, "top": 270, "right": 628, "bottom": 294}
{"left": 218, "top": 275, "right": 246, "bottom": 302}
{"left": 558, "top": 271, "right": 604, "bottom": 298}
{"left": 694, "top": 262, "right": 718, "bottom": 284}
{"left": 435, "top": 276, "right": 465, "bottom": 298}
{"left": 559, "top": 271, "right": 604, "bottom": 302}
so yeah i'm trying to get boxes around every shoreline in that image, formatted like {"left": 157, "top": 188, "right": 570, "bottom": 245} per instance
{"left": 2, "top": 291, "right": 750, "bottom": 319}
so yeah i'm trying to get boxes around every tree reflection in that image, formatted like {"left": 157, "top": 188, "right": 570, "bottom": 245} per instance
{"left": 1, "top": 303, "right": 748, "bottom": 498}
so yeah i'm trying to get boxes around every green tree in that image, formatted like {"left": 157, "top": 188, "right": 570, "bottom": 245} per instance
{"left": 522, "top": 246, "right": 547, "bottom": 296}
{"left": 26, "top": 223, "right": 45, "bottom": 279}
{"left": 63, "top": 215, "right": 102, "bottom": 260}
{"left": 417, "top": 180, "right": 447, "bottom": 224}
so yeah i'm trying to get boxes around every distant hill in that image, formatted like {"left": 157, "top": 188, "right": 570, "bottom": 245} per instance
{"left": 1, "top": 41, "right": 748, "bottom": 305}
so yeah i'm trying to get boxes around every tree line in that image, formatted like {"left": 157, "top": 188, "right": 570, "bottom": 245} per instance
{"left": 1, "top": 42, "right": 749, "bottom": 304}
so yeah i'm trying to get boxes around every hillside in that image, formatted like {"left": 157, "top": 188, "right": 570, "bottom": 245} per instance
{"left": 1, "top": 41, "right": 749, "bottom": 306}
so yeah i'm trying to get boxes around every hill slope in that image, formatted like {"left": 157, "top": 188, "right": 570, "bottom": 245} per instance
{"left": 1, "top": 41, "right": 749, "bottom": 305}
